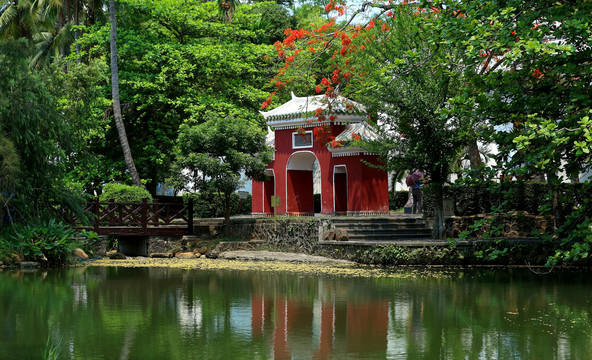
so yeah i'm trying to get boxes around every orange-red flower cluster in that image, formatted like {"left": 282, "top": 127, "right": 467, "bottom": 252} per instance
{"left": 283, "top": 28, "right": 310, "bottom": 47}
{"left": 261, "top": 96, "right": 272, "bottom": 109}
{"left": 330, "top": 138, "right": 344, "bottom": 148}
{"left": 312, "top": 125, "right": 334, "bottom": 147}
{"left": 332, "top": 69, "right": 341, "bottom": 83}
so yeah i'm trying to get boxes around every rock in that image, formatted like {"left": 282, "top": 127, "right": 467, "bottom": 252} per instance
{"left": 72, "top": 248, "right": 89, "bottom": 260}
{"left": 323, "top": 230, "right": 336, "bottom": 241}
{"left": 176, "top": 252, "right": 198, "bottom": 259}
{"left": 107, "top": 250, "right": 118, "bottom": 255}
{"left": 197, "top": 246, "right": 209, "bottom": 255}
{"left": 108, "top": 252, "right": 127, "bottom": 259}
{"left": 20, "top": 261, "right": 39, "bottom": 269}
{"left": 335, "top": 229, "right": 349, "bottom": 241}
{"left": 149, "top": 252, "right": 172, "bottom": 259}
{"left": 11, "top": 253, "right": 24, "bottom": 263}
{"left": 205, "top": 250, "right": 218, "bottom": 259}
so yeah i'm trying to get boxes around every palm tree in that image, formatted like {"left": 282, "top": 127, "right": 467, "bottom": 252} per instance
{"left": 0, "top": 0, "right": 50, "bottom": 41}
{"left": 109, "top": 0, "right": 141, "bottom": 187}
{"left": 1, "top": 0, "right": 107, "bottom": 67}
{"left": 217, "top": 0, "right": 238, "bottom": 24}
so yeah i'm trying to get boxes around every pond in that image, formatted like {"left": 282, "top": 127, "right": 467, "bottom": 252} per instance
{"left": 1, "top": 265, "right": 591, "bottom": 359}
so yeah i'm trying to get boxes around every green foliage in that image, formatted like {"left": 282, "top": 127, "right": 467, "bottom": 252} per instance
{"left": 351, "top": 241, "right": 562, "bottom": 266}
{"left": 0, "top": 39, "right": 87, "bottom": 223}
{"left": 389, "top": 191, "right": 408, "bottom": 211}
{"left": 99, "top": 183, "right": 153, "bottom": 203}
{"left": 184, "top": 191, "right": 252, "bottom": 218}
{"left": 352, "top": 245, "right": 464, "bottom": 266}
{"left": 9, "top": 219, "right": 78, "bottom": 267}
{"left": 0, "top": 134, "right": 20, "bottom": 224}
{"left": 417, "top": 0, "right": 592, "bottom": 259}
{"left": 248, "top": 2, "right": 295, "bottom": 44}
{"left": 42, "top": 58, "right": 112, "bottom": 195}
{"left": 76, "top": 229, "right": 102, "bottom": 257}
{"left": 171, "top": 116, "right": 272, "bottom": 225}
{"left": 42, "top": 336, "right": 64, "bottom": 360}
{"left": 421, "top": 182, "right": 592, "bottom": 218}
{"left": 74, "top": 0, "right": 276, "bottom": 194}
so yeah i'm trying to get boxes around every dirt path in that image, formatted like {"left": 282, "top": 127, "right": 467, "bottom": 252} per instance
{"left": 217, "top": 250, "right": 355, "bottom": 265}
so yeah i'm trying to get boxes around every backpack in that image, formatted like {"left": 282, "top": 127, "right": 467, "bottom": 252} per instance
{"left": 405, "top": 174, "right": 414, "bottom": 187}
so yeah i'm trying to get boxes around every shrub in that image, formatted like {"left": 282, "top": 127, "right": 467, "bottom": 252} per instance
{"left": 389, "top": 191, "right": 409, "bottom": 211}
{"left": 99, "top": 183, "right": 152, "bottom": 203}
{"left": 421, "top": 181, "right": 581, "bottom": 217}
{"left": 184, "top": 191, "right": 252, "bottom": 218}
{"left": 10, "top": 219, "right": 78, "bottom": 267}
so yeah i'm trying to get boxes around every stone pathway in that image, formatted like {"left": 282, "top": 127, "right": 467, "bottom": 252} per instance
{"left": 218, "top": 250, "right": 354, "bottom": 265}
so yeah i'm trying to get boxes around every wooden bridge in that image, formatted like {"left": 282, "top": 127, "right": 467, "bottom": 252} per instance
{"left": 74, "top": 198, "right": 194, "bottom": 236}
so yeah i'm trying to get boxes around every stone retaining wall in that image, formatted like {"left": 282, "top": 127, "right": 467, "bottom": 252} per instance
{"left": 225, "top": 218, "right": 332, "bottom": 253}
{"left": 442, "top": 213, "right": 554, "bottom": 238}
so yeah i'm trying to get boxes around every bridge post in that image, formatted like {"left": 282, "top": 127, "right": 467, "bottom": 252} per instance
{"left": 93, "top": 197, "right": 100, "bottom": 232}
{"left": 142, "top": 198, "right": 148, "bottom": 230}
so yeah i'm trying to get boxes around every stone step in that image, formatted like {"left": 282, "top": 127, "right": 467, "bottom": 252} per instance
{"left": 346, "top": 232, "right": 432, "bottom": 241}
{"left": 331, "top": 217, "right": 425, "bottom": 224}
{"left": 333, "top": 223, "right": 427, "bottom": 230}
{"left": 343, "top": 228, "right": 432, "bottom": 236}
{"left": 319, "top": 240, "right": 441, "bottom": 246}
{"left": 327, "top": 217, "right": 432, "bottom": 241}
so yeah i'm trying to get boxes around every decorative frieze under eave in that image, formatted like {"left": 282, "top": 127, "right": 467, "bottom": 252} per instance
{"left": 266, "top": 114, "right": 366, "bottom": 130}
{"left": 329, "top": 147, "right": 375, "bottom": 157}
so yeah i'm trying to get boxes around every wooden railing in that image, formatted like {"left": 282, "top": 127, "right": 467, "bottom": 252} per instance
{"left": 76, "top": 198, "right": 194, "bottom": 236}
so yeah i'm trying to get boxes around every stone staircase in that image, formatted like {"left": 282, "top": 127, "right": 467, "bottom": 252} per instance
{"left": 328, "top": 216, "right": 433, "bottom": 243}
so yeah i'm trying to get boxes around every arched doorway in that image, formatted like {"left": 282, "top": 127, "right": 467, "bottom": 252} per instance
{"left": 286, "top": 151, "right": 318, "bottom": 215}
{"left": 333, "top": 165, "right": 347, "bottom": 214}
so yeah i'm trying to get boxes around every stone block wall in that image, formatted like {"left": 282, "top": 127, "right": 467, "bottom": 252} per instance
{"left": 146, "top": 236, "right": 188, "bottom": 255}
{"left": 443, "top": 212, "right": 554, "bottom": 238}
{"left": 225, "top": 218, "right": 332, "bottom": 253}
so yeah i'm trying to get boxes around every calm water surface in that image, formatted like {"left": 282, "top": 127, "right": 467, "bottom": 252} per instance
{"left": 1, "top": 266, "right": 591, "bottom": 359}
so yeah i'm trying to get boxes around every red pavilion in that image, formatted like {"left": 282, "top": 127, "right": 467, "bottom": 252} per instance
{"left": 252, "top": 93, "right": 389, "bottom": 216}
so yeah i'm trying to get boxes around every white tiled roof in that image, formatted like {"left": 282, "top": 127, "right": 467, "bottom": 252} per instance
{"left": 260, "top": 92, "right": 366, "bottom": 129}
{"left": 328, "top": 122, "right": 379, "bottom": 157}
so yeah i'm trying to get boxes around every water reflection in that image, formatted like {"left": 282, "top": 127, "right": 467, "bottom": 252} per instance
{"left": 1, "top": 267, "right": 591, "bottom": 359}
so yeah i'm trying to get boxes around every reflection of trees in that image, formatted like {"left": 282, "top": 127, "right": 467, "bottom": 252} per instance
{"left": 1, "top": 268, "right": 592, "bottom": 359}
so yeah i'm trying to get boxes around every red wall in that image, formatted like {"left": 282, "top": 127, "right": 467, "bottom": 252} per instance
{"left": 331, "top": 154, "right": 389, "bottom": 213}
{"left": 252, "top": 180, "right": 263, "bottom": 213}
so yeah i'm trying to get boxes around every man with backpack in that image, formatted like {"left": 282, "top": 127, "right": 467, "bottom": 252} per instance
{"left": 406, "top": 170, "right": 424, "bottom": 214}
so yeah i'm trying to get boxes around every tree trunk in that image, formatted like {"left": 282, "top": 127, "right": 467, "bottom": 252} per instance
{"left": 467, "top": 139, "right": 483, "bottom": 169}
{"left": 431, "top": 181, "right": 445, "bottom": 239}
{"left": 109, "top": 0, "right": 141, "bottom": 187}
